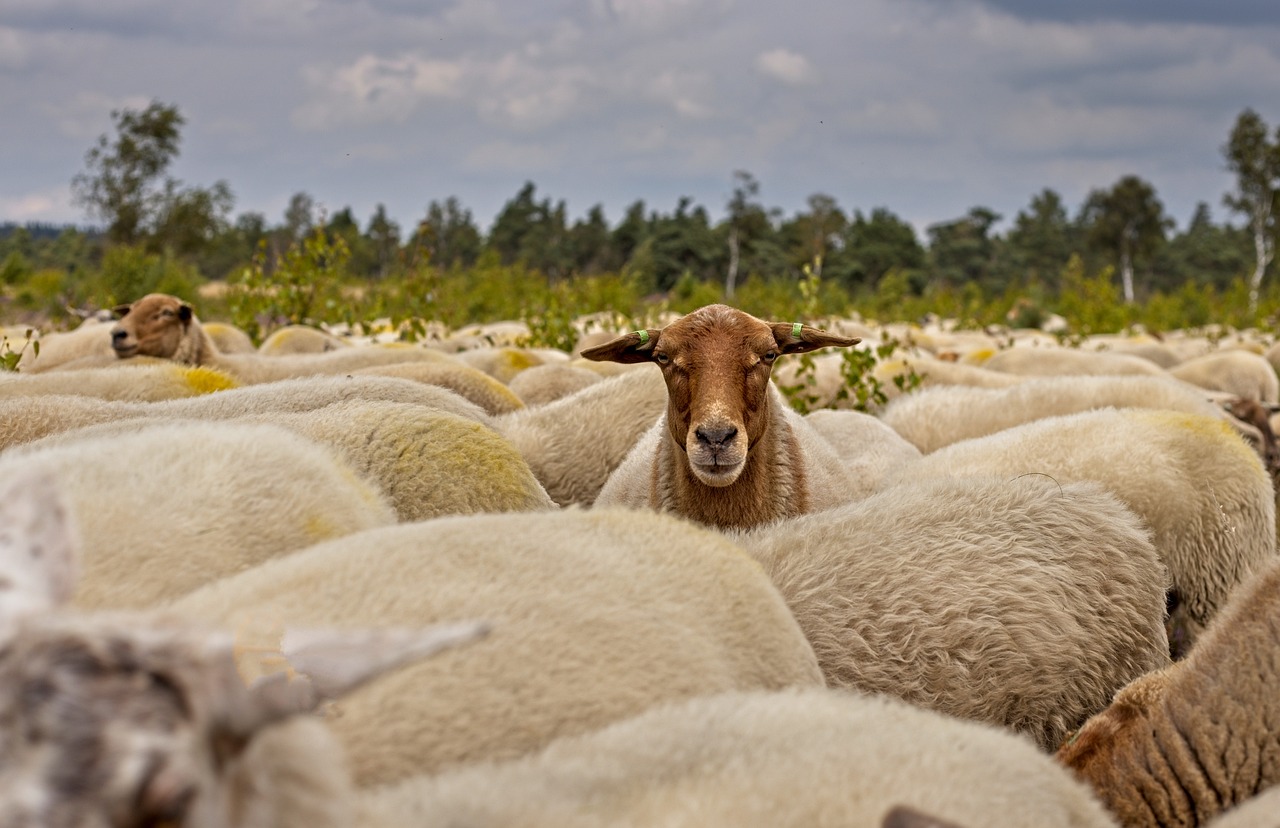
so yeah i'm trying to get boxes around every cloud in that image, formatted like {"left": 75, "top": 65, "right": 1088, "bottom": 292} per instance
{"left": 293, "top": 54, "right": 465, "bottom": 130}
{"left": 0, "top": 186, "right": 75, "bottom": 223}
{"left": 40, "top": 92, "right": 156, "bottom": 141}
{"left": 755, "top": 48, "right": 817, "bottom": 85}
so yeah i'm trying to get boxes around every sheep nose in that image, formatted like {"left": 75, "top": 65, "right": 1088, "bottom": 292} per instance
{"left": 695, "top": 425, "right": 738, "bottom": 448}
{"left": 111, "top": 329, "right": 127, "bottom": 343}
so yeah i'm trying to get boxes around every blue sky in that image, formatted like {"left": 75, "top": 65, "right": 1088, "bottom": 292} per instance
{"left": 2, "top": 0, "right": 1278, "bottom": 238}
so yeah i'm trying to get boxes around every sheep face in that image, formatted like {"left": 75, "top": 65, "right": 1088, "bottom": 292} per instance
{"left": 0, "top": 620, "right": 257, "bottom": 828}
{"left": 581, "top": 304, "right": 859, "bottom": 487}
{"left": 111, "top": 293, "right": 194, "bottom": 360}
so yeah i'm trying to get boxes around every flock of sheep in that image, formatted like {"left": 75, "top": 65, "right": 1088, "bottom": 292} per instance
{"left": 1, "top": 292, "right": 1280, "bottom": 826}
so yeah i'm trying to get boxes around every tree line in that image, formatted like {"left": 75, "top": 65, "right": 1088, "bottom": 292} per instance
{"left": 1, "top": 100, "right": 1278, "bottom": 325}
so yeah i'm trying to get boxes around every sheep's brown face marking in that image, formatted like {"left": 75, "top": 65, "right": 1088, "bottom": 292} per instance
{"left": 111, "top": 294, "right": 193, "bottom": 360}
{"left": 579, "top": 304, "right": 860, "bottom": 489}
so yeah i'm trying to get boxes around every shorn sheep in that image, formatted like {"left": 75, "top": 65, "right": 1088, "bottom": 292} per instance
{"left": 884, "top": 407, "right": 1277, "bottom": 657}
{"left": 1057, "top": 556, "right": 1280, "bottom": 828}
{"left": 0, "top": 373, "right": 492, "bottom": 452}
{"left": 583, "top": 304, "right": 862, "bottom": 528}
{"left": 0, "top": 464, "right": 489, "bottom": 828}
{"left": 171, "top": 508, "right": 825, "bottom": 787}
{"left": 1169, "top": 348, "right": 1280, "bottom": 403}
{"left": 0, "top": 420, "right": 397, "bottom": 610}
{"left": 729, "top": 474, "right": 1171, "bottom": 751}
{"left": 357, "top": 687, "right": 1117, "bottom": 828}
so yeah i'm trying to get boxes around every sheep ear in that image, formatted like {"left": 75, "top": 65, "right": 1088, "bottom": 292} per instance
{"left": 112, "top": 303, "right": 132, "bottom": 318}
{"left": 0, "top": 464, "right": 80, "bottom": 624}
{"left": 578, "top": 329, "right": 661, "bottom": 364}
{"left": 212, "top": 621, "right": 491, "bottom": 738}
{"left": 771, "top": 322, "right": 860, "bottom": 355}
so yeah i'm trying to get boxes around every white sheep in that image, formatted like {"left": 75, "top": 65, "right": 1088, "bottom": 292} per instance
{"left": 203, "top": 320, "right": 258, "bottom": 354}
{"left": 0, "top": 420, "right": 397, "bottom": 610}
{"left": 1203, "top": 786, "right": 1280, "bottom": 828}
{"left": 356, "top": 687, "right": 1117, "bottom": 828}
{"left": 0, "top": 373, "right": 493, "bottom": 452}
{"left": 803, "top": 408, "right": 923, "bottom": 499}
{"left": 980, "top": 345, "right": 1170, "bottom": 377}
{"left": 109, "top": 293, "right": 460, "bottom": 384}
{"left": 879, "top": 374, "right": 1251, "bottom": 454}
{"left": 1057, "top": 556, "right": 1280, "bottom": 828}
{"left": 1168, "top": 348, "right": 1280, "bottom": 403}
{"left": 17, "top": 319, "right": 115, "bottom": 373}
{"left": 495, "top": 367, "right": 670, "bottom": 507}
{"left": 884, "top": 407, "right": 1278, "bottom": 657}
{"left": 0, "top": 361, "right": 239, "bottom": 402}
{"left": 258, "top": 323, "right": 350, "bottom": 355}
{"left": 0, "top": 464, "right": 487, "bottom": 828}
{"left": 728, "top": 474, "right": 1170, "bottom": 750}
{"left": 351, "top": 360, "right": 526, "bottom": 415}
{"left": 170, "top": 507, "right": 826, "bottom": 787}
{"left": 506, "top": 362, "right": 604, "bottom": 406}
{"left": 583, "top": 304, "right": 863, "bottom": 528}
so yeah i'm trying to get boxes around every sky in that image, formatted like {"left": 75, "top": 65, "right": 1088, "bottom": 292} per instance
{"left": 2, "top": 0, "right": 1279, "bottom": 240}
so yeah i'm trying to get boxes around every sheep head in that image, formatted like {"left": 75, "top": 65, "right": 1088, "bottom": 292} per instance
{"left": 0, "top": 464, "right": 490, "bottom": 828}
{"left": 111, "top": 293, "right": 196, "bottom": 360}
{"left": 581, "top": 305, "right": 859, "bottom": 487}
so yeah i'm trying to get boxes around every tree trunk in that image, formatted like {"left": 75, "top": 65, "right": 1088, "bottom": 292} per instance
{"left": 1249, "top": 206, "right": 1274, "bottom": 314}
{"left": 1120, "top": 221, "right": 1135, "bottom": 304}
{"left": 725, "top": 227, "right": 740, "bottom": 300}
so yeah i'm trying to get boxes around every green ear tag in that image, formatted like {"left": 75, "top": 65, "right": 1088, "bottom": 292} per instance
{"left": 636, "top": 330, "right": 650, "bottom": 344}
{"left": 791, "top": 322, "right": 802, "bottom": 339}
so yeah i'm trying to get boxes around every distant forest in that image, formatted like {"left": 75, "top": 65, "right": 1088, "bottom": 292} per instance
{"left": 1, "top": 101, "right": 1277, "bottom": 337}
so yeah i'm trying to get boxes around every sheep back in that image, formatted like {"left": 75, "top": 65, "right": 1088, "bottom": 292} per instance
{"left": 732, "top": 474, "right": 1172, "bottom": 750}
{"left": 169, "top": 508, "right": 824, "bottom": 786}
{"left": 357, "top": 687, "right": 1116, "bottom": 828}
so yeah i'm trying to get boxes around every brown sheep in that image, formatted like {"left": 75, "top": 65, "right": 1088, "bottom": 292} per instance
{"left": 582, "top": 304, "right": 861, "bottom": 529}
{"left": 1056, "top": 556, "right": 1280, "bottom": 827}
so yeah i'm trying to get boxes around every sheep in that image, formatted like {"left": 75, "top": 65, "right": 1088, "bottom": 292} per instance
{"left": 884, "top": 407, "right": 1278, "bottom": 657}
{"left": 203, "top": 320, "right": 258, "bottom": 354}
{"left": 1056, "top": 556, "right": 1280, "bottom": 828}
{"left": 351, "top": 360, "right": 526, "bottom": 416}
{"left": 582, "top": 304, "right": 863, "bottom": 529}
{"left": 1169, "top": 348, "right": 1280, "bottom": 404}
{"left": 170, "top": 507, "right": 826, "bottom": 787}
{"left": 109, "top": 292, "right": 459, "bottom": 384}
{"left": 0, "top": 464, "right": 488, "bottom": 828}
{"left": 448, "top": 345, "right": 555, "bottom": 383}
{"left": 0, "top": 420, "right": 397, "bottom": 610}
{"left": 0, "top": 373, "right": 493, "bottom": 452}
{"left": 17, "top": 318, "right": 114, "bottom": 373}
{"left": 879, "top": 375, "right": 1254, "bottom": 455}
{"left": 258, "top": 323, "right": 350, "bottom": 355}
{"left": 494, "top": 367, "right": 670, "bottom": 507}
{"left": 0, "top": 361, "right": 239, "bottom": 401}
{"left": 803, "top": 408, "right": 923, "bottom": 499}
{"left": 872, "top": 352, "right": 1026, "bottom": 409}
{"left": 18, "top": 401, "right": 553, "bottom": 523}
{"left": 356, "top": 687, "right": 1117, "bottom": 828}
{"left": 981, "top": 345, "right": 1170, "bottom": 377}
{"left": 506, "top": 362, "right": 604, "bottom": 406}
{"left": 727, "top": 474, "right": 1170, "bottom": 751}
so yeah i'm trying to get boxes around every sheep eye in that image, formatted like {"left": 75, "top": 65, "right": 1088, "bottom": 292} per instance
{"left": 762, "top": 351, "right": 779, "bottom": 362}
{"left": 654, "top": 352, "right": 670, "bottom": 365}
